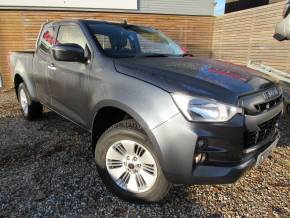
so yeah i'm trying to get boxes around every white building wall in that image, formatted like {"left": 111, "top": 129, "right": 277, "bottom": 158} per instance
{"left": 0, "top": 0, "right": 215, "bottom": 16}
{"left": 140, "top": 0, "right": 215, "bottom": 15}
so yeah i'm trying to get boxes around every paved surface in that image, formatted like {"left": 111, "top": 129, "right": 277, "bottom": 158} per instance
{"left": 0, "top": 90, "right": 289, "bottom": 217}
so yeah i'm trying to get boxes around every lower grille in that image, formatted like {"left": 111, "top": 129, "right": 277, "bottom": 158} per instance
{"left": 254, "top": 96, "right": 282, "bottom": 113}
{"left": 245, "top": 114, "right": 280, "bottom": 149}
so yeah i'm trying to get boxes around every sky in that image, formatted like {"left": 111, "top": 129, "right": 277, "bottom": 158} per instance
{"left": 214, "top": 0, "right": 226, "bottom": 16}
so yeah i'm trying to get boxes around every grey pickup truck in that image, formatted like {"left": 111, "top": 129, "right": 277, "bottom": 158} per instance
{"left": 9, "top": 19, "right": 284, "bottom": 202}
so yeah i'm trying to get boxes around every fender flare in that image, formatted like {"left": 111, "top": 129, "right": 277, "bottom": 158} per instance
{"left": 90, "top": 99, "right": 166, "bottom": 169}
{"left": 13, "top": 72, "right": 37, "bottom": 100}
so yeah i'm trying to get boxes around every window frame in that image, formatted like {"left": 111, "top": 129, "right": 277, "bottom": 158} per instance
{"left": 54, "top": 23, "right": 94, "bottom": 62}
{"left": 56, "top": 24, "right": 89, "bottom": 50}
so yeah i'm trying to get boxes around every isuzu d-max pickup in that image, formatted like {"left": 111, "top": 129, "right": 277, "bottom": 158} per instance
{"left": 9, "top": 20, "right": 283, "bottom": 202}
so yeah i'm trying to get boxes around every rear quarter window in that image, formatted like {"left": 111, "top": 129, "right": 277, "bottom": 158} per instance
{"left": 38, "top": 26, "right": 55, "bottom": 54}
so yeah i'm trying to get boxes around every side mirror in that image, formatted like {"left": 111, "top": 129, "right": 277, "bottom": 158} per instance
{"left": 274, "top": 14, "right": 290, "bottom": 41}
{"left": 52, "top": 43, "right": 86, "bottom": 62}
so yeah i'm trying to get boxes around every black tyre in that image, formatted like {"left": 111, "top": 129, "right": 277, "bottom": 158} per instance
{"left": 95, "top": 119, "right": 171, "bottom": 203}
{"left": 18, "top": 83, "right": 43, "bottom": 120}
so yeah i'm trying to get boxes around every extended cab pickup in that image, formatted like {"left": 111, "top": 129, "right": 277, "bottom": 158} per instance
{"left": 10, "top": 20, "right": 283, "bottom": 202}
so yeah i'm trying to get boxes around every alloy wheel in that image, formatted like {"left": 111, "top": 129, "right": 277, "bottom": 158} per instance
{"left": 19, "top": 89, "right": 28, "bottom": 115}
{"left": 106, "top": 140, "right": 157, "bottom": 193}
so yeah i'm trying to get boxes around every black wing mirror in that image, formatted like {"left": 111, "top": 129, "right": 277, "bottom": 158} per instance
{"left": 52, "top": 43, "right": 86, "bottom": 62}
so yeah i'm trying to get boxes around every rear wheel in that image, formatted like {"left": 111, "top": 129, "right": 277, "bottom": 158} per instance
{"left": 95, "top": 119, "right": 171, "bottom": 203}
{"left": 18, "top": 83, "right": 43, "bottom": 120}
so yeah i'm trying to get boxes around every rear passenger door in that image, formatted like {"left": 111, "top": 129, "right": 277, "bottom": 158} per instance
{"left": 48, "top": 24, "right": 91, "bottom": 127}
{"left": 34, "top": 25, "right": 56, "bottom": 104}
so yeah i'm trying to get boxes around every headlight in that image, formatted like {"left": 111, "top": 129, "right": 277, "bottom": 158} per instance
{"left": 172, "top": 93, "right": 243, "bottom": 122}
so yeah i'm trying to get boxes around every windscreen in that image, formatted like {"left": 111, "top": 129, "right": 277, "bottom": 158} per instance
{"left": 87, "top": 23, "right": 184, "bottom": 58}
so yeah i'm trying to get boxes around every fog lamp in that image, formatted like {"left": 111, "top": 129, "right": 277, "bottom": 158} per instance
{"left": 194, "top": 153, "right": 206, "bottom": 164}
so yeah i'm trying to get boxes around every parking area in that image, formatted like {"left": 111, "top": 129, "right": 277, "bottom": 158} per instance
{"left": 0, "top": 90, "right": 289, "bottom": 217}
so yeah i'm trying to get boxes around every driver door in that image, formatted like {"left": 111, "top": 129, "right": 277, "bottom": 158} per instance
{"left": 48, "top": 24, "right": 91, "bottom": 127}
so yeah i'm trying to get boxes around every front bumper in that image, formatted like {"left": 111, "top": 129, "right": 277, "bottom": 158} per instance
{"left": 151, "top": 102, "right": 283, "bottom": 184}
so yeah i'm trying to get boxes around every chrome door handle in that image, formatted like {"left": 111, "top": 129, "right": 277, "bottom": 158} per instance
{"left": 48, "top": 64, "right": 56, "bottom": 71}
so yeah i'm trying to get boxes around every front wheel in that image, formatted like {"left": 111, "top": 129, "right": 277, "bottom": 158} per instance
{"left": 95, "top": 119, "right": 171, "bottom": 203}
{"left": 18, "top": 83, "right": 43, "bottom": 120}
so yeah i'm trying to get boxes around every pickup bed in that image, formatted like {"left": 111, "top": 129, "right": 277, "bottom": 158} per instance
{"left": 9, "top": 19, "right": 284, "bottom": 203}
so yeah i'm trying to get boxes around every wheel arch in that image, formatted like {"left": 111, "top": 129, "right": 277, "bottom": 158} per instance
{"left": 90, "top": 99, "right": 164, "bottom": 168}
{"left": 13, "top": 72, "right": 37, "bottom": 100}
{"left": 14, "top": 74, "right": 23, "bottom": 99}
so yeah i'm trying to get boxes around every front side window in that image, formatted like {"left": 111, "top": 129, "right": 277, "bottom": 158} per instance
{"left": 39, "top": 26, "right": 54, "bottom": 54}
{"left": 56, "top": 25, "right": 87, "bottom": 50}
{"left": 87, "top": 23, "right": 184, "bottom": 58}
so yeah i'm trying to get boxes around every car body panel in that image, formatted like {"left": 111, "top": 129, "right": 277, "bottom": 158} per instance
{"left": 9, "top": 52, "right": 37, "bottom": 99}
{"left": 86, "top": 57, "right": 180, "bottom": 131}
{"left": 114, "top": 57, "right": 275, "bottom": 105}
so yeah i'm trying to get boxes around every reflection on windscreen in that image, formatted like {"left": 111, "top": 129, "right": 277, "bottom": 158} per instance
{"left": 87, "top": 23, "right": 184, "bottom": 58}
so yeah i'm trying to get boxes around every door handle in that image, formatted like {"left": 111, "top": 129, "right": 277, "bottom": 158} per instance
{"left": 48, "top": 64, "right": 56, "bottom": 71}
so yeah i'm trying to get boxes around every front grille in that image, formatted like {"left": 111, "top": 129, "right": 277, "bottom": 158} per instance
{"left": 254, "top": 96, "right": 282, "bottom": 113}
{"left": 245, "top": 114, "right": 280, "bottom": 149}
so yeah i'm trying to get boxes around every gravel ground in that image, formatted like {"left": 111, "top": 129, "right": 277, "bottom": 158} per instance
{"left": 0, "top": 90, "right": 289, "bottom": 217}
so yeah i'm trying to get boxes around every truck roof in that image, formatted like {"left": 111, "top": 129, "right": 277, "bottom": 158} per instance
{"left": 45, "top": 19, "right": 153, "bottom": 30}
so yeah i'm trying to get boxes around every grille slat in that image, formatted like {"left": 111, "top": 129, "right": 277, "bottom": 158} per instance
{"left": 255, "top": 96, "right": 282, "bottom": 113}
{"left": 245, "top": 114, "right": 280, "bottom": 149}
